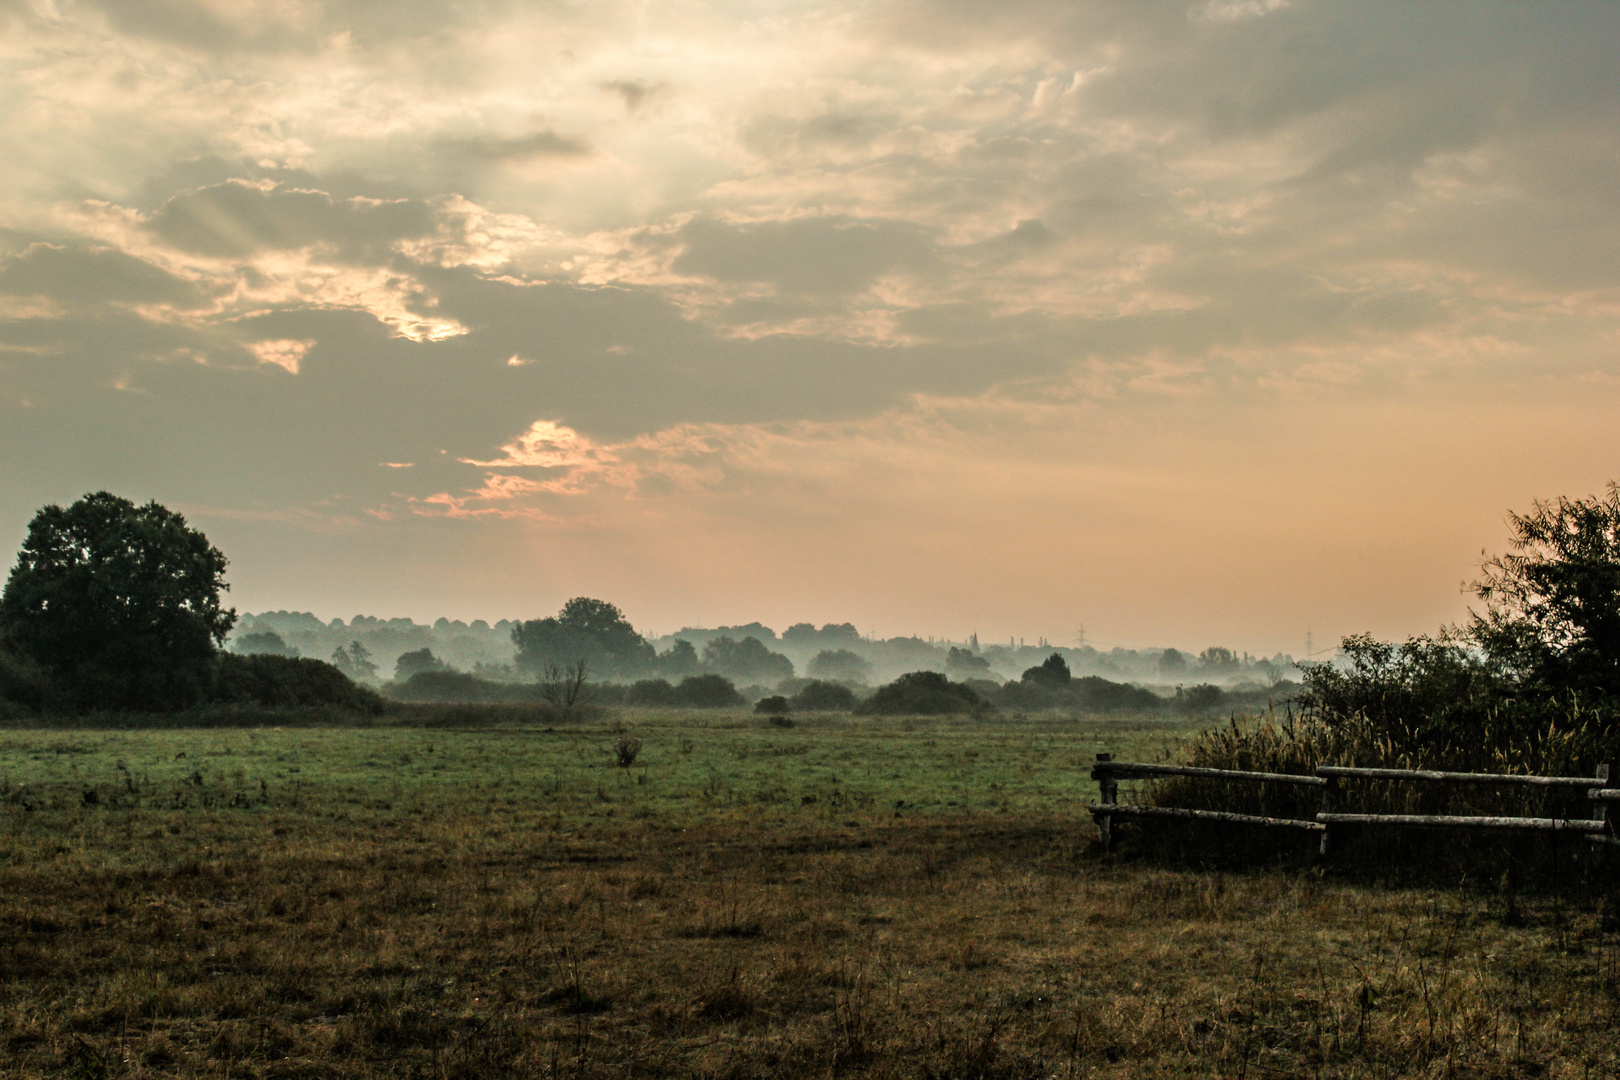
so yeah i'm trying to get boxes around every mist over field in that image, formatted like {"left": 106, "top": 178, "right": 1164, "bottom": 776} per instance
{"left": 235, "top": 608, "right": 1293, "bottom": 686}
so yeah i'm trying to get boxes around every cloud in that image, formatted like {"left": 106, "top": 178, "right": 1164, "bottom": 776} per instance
{"left": 436, "top": 130, "right": 595, "bottom": 163}
{"left": 5, "top": 1, "right": 1620, "bottom": 644}
{"left": 0, "top": 243, "right": 210, "bottom": 311}
{"left": 245, "top": 338, "right": 314, "bottom": 374}
{"left": 600, "top": 80, "right": 668, "bottom": 115}
{"left": 148, "top": 181, "right": 437, "bottom": 259}
{"left": 672, "top": 216, "right": 938, "bottom": 296}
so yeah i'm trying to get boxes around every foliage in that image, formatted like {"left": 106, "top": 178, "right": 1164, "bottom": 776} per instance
{"left": 997, "top": 674, "right": 1163, "bottom": 713}
{"left": 701, "top": 635, "right": 795, "bottom": 684}
{"left": 1468, "top": 482, "right": 1620, "bottom": 698}
{"left": 0, "top": 636, "right": 49, "bottom": 716}
{"left": 512, "top": 597, "right": 655, "bottom": 679}
{"left": 613, "top": 734, "right": 643, "bottom": 768}
{"left": 0, "top": 492, "right": 235, "bottom": 711}
{"left": 790, "top": 680, "right": 857, "bottom": 711}
{"left": 782, "top": 621, "right": 861, "bottom": 647}
{"left": 1020, "top": 652, "right": 1070, "bottom": 687}
{"left": 855, "top": 671, "right": 986, "bottom": 716}
{"left": 211, "top": 653, "right": 386, "bottom": 712}
{"left": 626, "top": 678, "right": 678, "bottom": 707}
{"left": 674, "top": 674, "right": 746, "bottom": 708}
{"left": 652, "top": 638, "right": 699, "bottom": 678}
{"left": 234, "top": 631, "right": 299, "bottom": 657}
{"left": 622, "top": 674, "right": 745, "bottom": 708}
{"left": 392, "top": 647, "right": 446, "bottom": 682}
{"left": 945, "top": 646, "right": 991, "bottom": 676}
{"left": 1295, "top": 633, "right": 1517, "bottom": 756}
{"left": 754, "top": 694, "right": 790, "bottom": 714}
{"left": 330, "top": 640, "right": 378, "bottom": 681}
{"left": 1178, "top": 683, "right": 1225, "bottom": 711}
{"left": 389, "top": 670, "right": 545, "bottom": 703}
{"left": 806, "top": 648, "right": 871, "bottom": 683}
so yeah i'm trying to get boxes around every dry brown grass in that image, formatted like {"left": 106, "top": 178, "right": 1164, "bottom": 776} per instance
{"left": 5, "top": 799, "right": 1620, "bottom": 1078}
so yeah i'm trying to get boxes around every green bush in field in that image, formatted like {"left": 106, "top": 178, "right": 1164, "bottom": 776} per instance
{"left": 212, "top": 653, "right": 385, "bottom": 712}
{"left": 622, "top": 674, "right": 744, "bottom": 708}
{"left": 673, "top": 674, "right": 745, "bottom": 708}
{"left": 754, "top": 694, "right": 790, "bottom": 714}
{"left": 856, "top": 671, "right": 985, "bottom": 716}
{"left": 388, "top": 670, "right": 542, "bottom": 703}
{"left": 790, "top": 680, "right": 856, "bottom": 711}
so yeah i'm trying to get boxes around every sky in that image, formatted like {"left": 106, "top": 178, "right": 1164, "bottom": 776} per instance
{"left": 2, "top": 0, "right": 1618, "bottom": 655}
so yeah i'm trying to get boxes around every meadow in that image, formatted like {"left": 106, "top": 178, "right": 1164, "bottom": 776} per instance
{"left": 1, "top": 709, "right": 1618, "bottom": 1078}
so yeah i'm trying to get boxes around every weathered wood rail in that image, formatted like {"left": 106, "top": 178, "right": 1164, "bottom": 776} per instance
{"left": 1088, "top": 753, "right": 1613, "bottom": 855}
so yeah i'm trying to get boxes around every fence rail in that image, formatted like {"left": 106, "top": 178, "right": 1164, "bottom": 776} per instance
{"left": 1088, "top": 753, "right": 1614, "bottom": 854}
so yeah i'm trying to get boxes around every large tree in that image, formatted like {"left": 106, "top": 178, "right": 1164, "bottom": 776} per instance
{"left": 1468, "top": 482, "right": 1620, "bottom": 697}
{"left": 0, "top": 492, "right": 235, "bottom": 710}
{"left": 511, "top": 597, "right": 654, "bottom": 678}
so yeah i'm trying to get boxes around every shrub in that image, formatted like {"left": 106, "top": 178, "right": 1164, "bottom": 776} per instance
{"left": 754, "top": 695, "right": 790, "bottom": 714}
{"left": 673, "top": 674, "right": 745, "bottom": 708}
{"left": 626, "top": 678, "right": 677, "bottom": 707}
{"left": 790, "top": 680, "right": 856, "bottom": 711}
{"left": 234, "top": 631, "right": 298, "bottom": 657}
{"left": 211, "top": 653, "right": 385, "bottom": 712}
{"left": 387, "top": 670, "right": 542, "bottom": 704}
{"left": 854, "top": 671, "right": 985, "bottom": 716}
{"left": 614, "top": 735, "right": 643, "bottom": 768}
{"left": 1178, "top": 683, "right": 1225, "bottom": 711}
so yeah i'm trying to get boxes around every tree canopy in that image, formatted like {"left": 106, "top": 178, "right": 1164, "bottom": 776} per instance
{"left": 1468, "top": 482, "right": 1620, "bottom": 697}
{"left": 511, "top": 597, "right": 655, "bottom": 678}
{"left": 0, "top": 492, "right": 235, "bottom": 710}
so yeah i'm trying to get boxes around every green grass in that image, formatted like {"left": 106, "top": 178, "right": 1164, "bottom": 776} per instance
{"left": 6, "top": 708, "right": 1618, "bottom": 1078}
{"left": 0, "top": 710, "right": 1195, "bottom": 830}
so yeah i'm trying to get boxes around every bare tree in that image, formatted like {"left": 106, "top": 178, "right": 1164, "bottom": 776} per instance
{"left": 540, "top": 659, "right": 591, "bottom": 708}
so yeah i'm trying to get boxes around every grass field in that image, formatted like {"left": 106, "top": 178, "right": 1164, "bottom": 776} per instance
{"left": 2, "top": 709, "right": 1618, "bottom": 1078}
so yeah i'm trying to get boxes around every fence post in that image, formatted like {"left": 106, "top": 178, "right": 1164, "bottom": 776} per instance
{"left": 1096, "top": 753, "right": 1116, "bottom": 853}
{"left": 1319, "top": 775, "right": 1337, "bottom": 856}
{"left": 1593, "top": 764, "right": 1611, "bottom": 862}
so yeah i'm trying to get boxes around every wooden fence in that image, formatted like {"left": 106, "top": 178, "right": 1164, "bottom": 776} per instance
{"left": 1088, "top": 753, "right": 1613, "bottom": 855}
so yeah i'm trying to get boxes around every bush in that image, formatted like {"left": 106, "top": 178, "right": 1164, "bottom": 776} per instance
{"left": 754, "top": 695, "right": 790, "bottom": 714}
{"left": 673, "top": 674, "right": 745, "bottom": 708}
{"left": 387, "top": 670, "right": 543, "bottom": 704}
{"left": 1178, "top": 683, "right": 1225, "bottom": 711}
{"left": 626, "top": 678, "right": 677, "bottom": 707}
{"left": 622, "top": 674, "right": 743, "bottom": 708}
{"left": 0, "top": 639, "right": 49, "bottom": 716}
{"left": 994, "top": 674, "right": 1162, "bottom": 713}
{"left": 790, "top": 680, "right": 856, "bottom": 711}
{"left": 211, "top": 653, "right": 385, "bottom": 712}
{"left": 855, "top": 671, "right": 986, "bottom": 716}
